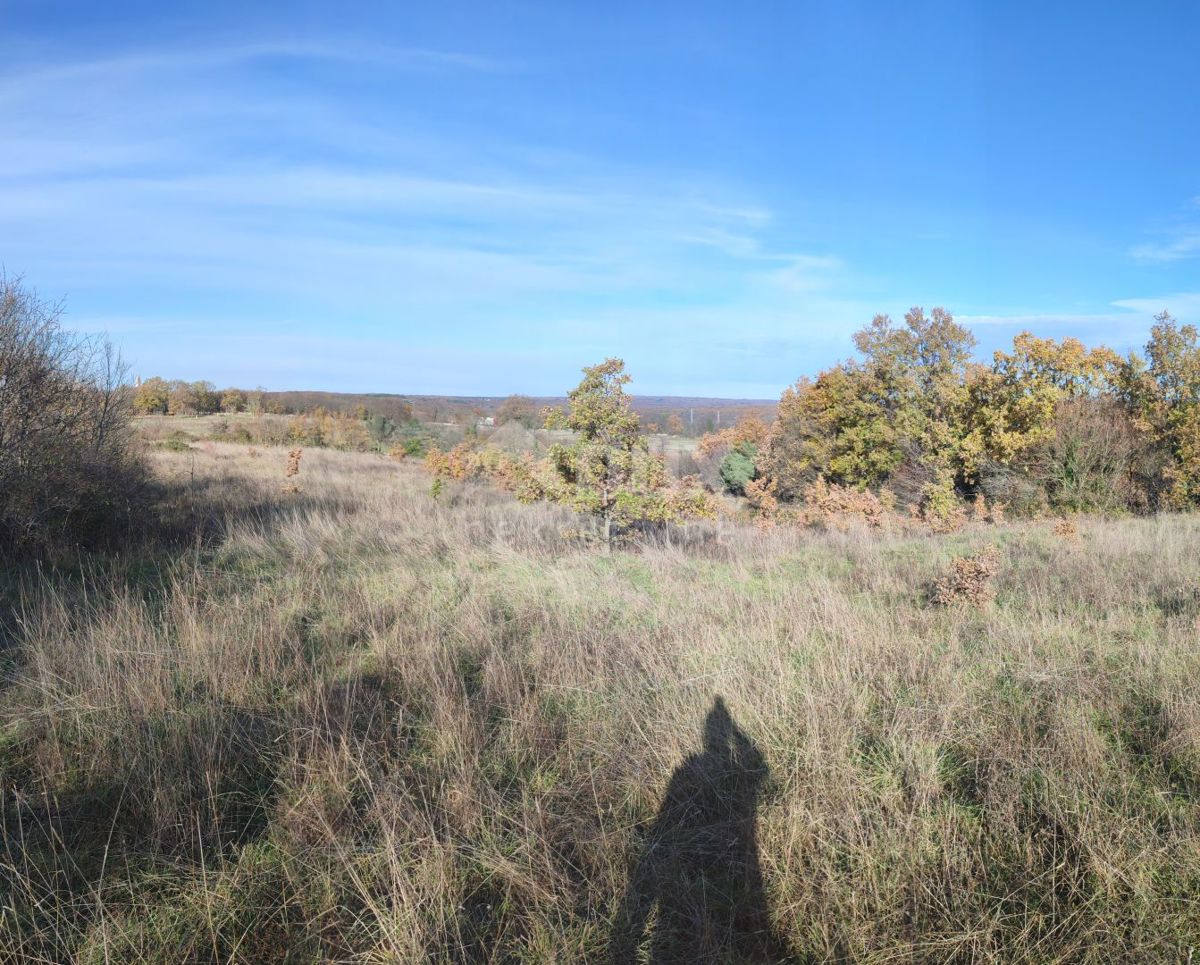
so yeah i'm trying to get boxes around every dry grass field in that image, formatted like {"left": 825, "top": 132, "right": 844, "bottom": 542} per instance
{"left": 3, "top": 441, "right": 1200, "bottom": 962}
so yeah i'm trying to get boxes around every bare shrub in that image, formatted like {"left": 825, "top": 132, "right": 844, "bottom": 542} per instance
{"left": 884, "top": 444, "right": 941, "bottom": 510}
{"left": 977, "top": 459, "right": 1049, "bottom": 517}
{"left": 673, "top": 449, "right": 702, "bottom": 479}
{"left": 1032, "top": 398, "right": 1162, "bottom": 513}
{"left": 0, "top": 275, "right": 146, "bottom": 555}
{"left": 488, "top": 420, "right": 538, "bottom": 456}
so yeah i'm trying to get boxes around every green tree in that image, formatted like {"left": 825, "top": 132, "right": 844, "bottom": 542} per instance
{"left": 851, "top": 307, "right": 976, "bottom": 493}
{"left": 542, "top": 358, "right": 711, "bottom": 545}
{"left": 192, "top": 380, "right": 220, "bottom": 414}
{"left": 765, "top": 308, "right": 975, "bottom": 508}
{"left": 718, "top": 445, "right": 757, "bottom": 495}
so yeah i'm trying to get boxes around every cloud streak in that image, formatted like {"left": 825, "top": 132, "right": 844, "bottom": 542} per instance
{"left": 1130, "top": 196, "right": 1200, "bottom": 263}
{"left": 1131, "top": 234, "right": 1200, "bottom": 263}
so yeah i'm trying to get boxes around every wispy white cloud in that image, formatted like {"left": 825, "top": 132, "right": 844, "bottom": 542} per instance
{"left": 1130, "top": 195, "right": 1200, "bottom": 262}
{"left": 1, "top": 32, "right": 857, "bottom": 385}
{"left": 1130, "top": 234, "right": 1200, "bottom": 263}
{"left": 1112, "top": 292, "right": 1200, "bottom": 318}
{"left": 0, "top": 39, "right": 507, "bottom": 97}
{"left": 958, "top": 293, "right": 1200, "bottom": 355}
{"left": 768, "top": 254, "right": 845, "bottom": 293}
{"left": 959, "top": 311, "right": 1136, "bottom": 328}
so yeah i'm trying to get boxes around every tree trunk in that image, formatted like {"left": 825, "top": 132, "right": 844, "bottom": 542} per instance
{"left": 601, "top": 482, "right": 612, "bottom": 551}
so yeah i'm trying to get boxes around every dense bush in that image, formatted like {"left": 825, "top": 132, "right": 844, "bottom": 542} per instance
{"left": 0, "top": 277, "right": 146, "bottom": 555}
{"left": 738, "top": 307, "right": 1200, "bottom": 519}
{"left": 718, "top": 445, "right": 756, "bottom": 495}
{"left": 1028, "top": 398, "right": 1163, "bottom": 513}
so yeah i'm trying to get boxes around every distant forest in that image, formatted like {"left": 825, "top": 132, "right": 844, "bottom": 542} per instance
{"left": 131, "top": 380, "right": 776, "bottom": 437}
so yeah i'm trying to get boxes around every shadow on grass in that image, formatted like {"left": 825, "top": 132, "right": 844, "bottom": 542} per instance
{"left": 609, "top": 696, "right": 795, "bottom": 963}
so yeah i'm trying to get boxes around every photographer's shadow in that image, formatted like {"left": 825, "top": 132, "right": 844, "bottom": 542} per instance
{"left": 610, "top": 696, "right": 794, "bottom": 963}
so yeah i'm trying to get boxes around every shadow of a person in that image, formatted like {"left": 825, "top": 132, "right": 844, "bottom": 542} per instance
{"left": 610, "top": 696, "right": 793, "bottom": 963}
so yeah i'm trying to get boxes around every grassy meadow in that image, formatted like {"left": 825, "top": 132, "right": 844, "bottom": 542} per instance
{"left": 3, "top": 440, "right": 1200, "bottom": 962}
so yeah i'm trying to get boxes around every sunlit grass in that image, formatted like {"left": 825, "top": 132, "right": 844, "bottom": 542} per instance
{"left": 2, "top": 442, "right": 1199, "bottom": 962}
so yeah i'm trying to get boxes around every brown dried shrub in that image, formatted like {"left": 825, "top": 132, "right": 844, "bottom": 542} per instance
{"left": 1053, "top": 517, "right": 1079, "bottom": 541}
{"left": 802, "top": 477, "right": 890, "bottom": 528}
{"left": 282, "top": 447, "right": 303, "bottom": 493}
{"left": 744, "top": 476, "right": 780, "bottom": 521}
{"left": 931, "top": 544, "right": 1001, "bottom": 607}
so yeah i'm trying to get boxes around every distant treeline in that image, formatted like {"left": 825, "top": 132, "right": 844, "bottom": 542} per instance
{"left": 131, "top": 379, "right": 418, "bottom": 424}
{"left": 369, "top": 393, "right": 774, "bottom": 433}
{"left": 131, "top": 377, "right": 775, "bottom": 437}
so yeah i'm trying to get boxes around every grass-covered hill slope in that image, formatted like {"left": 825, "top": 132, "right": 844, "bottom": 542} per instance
{"left": 3, "top": 442, "right": 1200, "bottom": 962}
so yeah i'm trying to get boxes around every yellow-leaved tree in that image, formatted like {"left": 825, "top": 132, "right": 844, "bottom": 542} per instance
{"left": 132, "top": 376, "right": 170, "bottom": 415}
{"left": 1126, "top": 311, "right": 1200, "bottom": 506}
{"left": 764, "top": 307, "right": 976, "bottom": 518}
{"left": 961, "top": 332, "right": 1123, "bottom": 478}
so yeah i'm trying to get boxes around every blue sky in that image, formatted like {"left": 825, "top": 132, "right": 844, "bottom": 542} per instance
{"left": 2, "top": 1, "right": 1198, "bottom": 396}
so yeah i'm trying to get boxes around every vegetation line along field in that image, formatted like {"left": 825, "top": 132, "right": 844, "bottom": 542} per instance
{"left": 4, "top": 276, "right": 1200, "bottom": 961}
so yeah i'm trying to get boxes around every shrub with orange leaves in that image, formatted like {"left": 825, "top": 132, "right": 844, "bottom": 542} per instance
{"left": 801, "top": 476, "right": 890, "bottom": 528}
{"left": 696, "top": 414, "right": 771, "bottom": 460}
{"left": 743, "top": 476, "right": 779, "bottom": 519}
{"left": 281, "top": 447, "right": 302, "bottom": 493}
{"left": 423, "top": 447, "right": 448, "bottom": 476}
